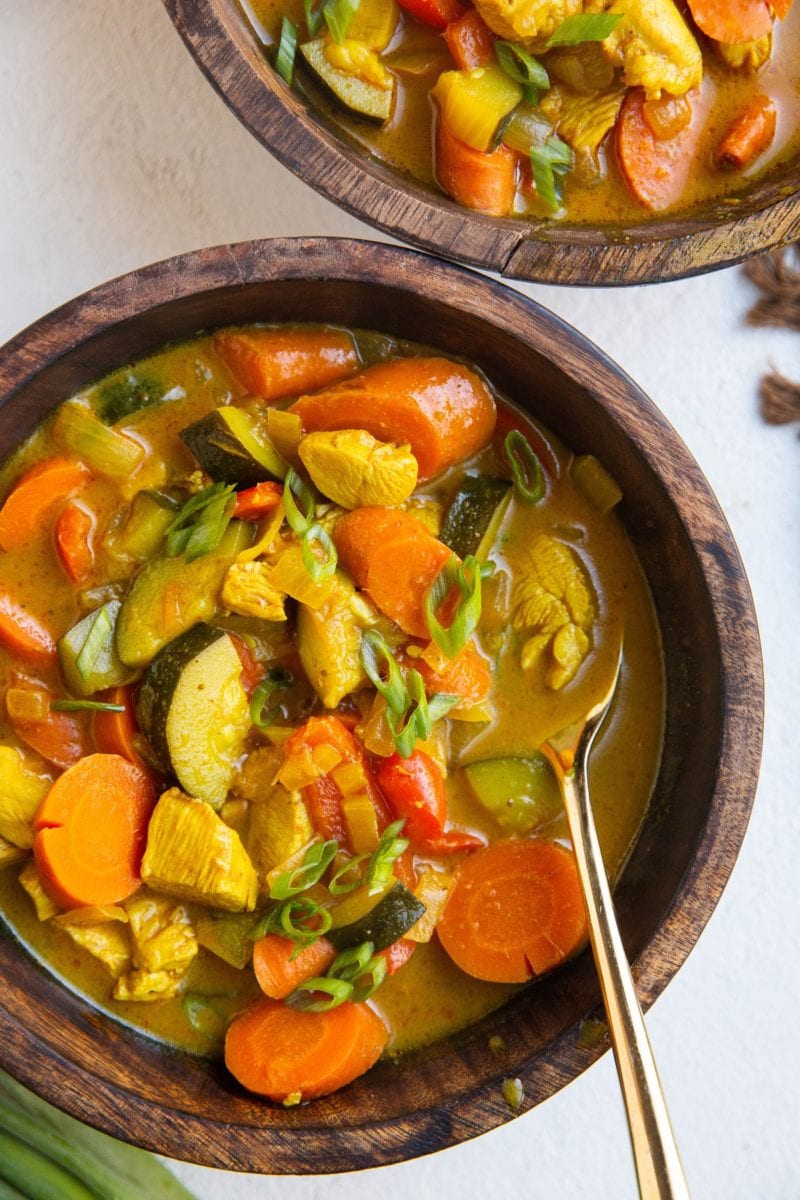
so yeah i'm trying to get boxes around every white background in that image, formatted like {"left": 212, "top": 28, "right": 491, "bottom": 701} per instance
{"left": 2, "top": 4, "right": 799, "bottom": 1198}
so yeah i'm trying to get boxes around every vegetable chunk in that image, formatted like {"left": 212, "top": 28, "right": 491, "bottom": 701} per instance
{"left": 141, "top": 788, "right": 259, "bottom": 911}
{"left": 214, "top": 327, "right": 359, "bottom": 401}
{"left": 471, "top": 0, "right": 581, "bottom": 43}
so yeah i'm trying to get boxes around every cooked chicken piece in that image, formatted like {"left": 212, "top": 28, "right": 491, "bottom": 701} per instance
{"left": 512, "top": 534, "right": 594, "bottom": 689}
{"left": 591, "top": 0, "right": 703, "bottom": 97}
{"left": 0, "top": 745, "right": 51, "bottom": 848}
{"left": 472, "top": 0, "right": 582, "bottom": 45}
{"left": 18, "top": 862, "right": 60, "bottom": 921}
{"left": 222, "top": 560, "right": 288, "bottom": 621}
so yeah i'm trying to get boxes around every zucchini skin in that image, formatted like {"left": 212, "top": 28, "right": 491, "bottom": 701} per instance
{"left": 180, "top": 408, "right": 287, "bottom": 487}
{"left": 136, "top": 622, "right": 227, "bottom": 776}
{"left": 440, "top": 476, "right": 511, "bottom": 559}
{"left": 328, "top": 882, "right": 425, "bottom": 951}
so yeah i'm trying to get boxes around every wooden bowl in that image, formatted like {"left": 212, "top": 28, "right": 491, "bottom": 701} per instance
{"left": 162, "top": 0, "right": 799, "bottom": 286}
{"left": 0, "top": 238, "right": 762, "bottom": 1172}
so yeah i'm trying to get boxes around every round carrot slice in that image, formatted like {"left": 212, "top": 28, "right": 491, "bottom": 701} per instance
{"left": 33, "top": 753, "right": 154, "bottom": 909}
{"left": 224, "top": 1000, "right": 389, "bottom": 1102}
{"left": 437, "top": 839, "right": 587, "bottom": 983}
{"left": 686, "top": 0, "right": 772, "bottom": 44}
{"left": 616, "top": 88, "right": 701, "bottom": 213}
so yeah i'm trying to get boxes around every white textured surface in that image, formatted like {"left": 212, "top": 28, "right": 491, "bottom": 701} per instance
{"left": 2, "top": 3, "right": 799, "bottom": 1197}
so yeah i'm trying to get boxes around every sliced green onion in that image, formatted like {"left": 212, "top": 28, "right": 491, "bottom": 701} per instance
{"left": 387, "top": 669, "right": 461, "bottom": 757}
{"left": 74, "top": 606, "right": 113, "bottom": 682}
{"left": 275, "top": 16, "right": 298, "bottom": 84}
{"left": 504, "top": 429, "right": 546, "bottom": 503}
{"left": 328, "top": 853, "right": 370, "bottom": 895}
{"left": 269, "top": 839, "right": 339, "bottom": 900}
{"left": 424, "top": 554, "right": 486, "bottom": 659}
{"left": 529, "top": 135, "right": 574, "bottom": 212}
{"left": 164, "top": 483, "right": 236, "bottom": 562}
{"left": 323, "top": 0, "right": 361, "bottom": 43}
{"left": 283, "top": 468, "right": 316, "bottom": 534}
{"left": 545, "top": 12, "right": 623, "bottom": 47}
{"left": 360, "top": 630, "right": 408, "bottom": 715}
{"left": 351, "top": 953, "right": 387, "bottom": 1002}
{"left": 284, "top": 469, "right": 338, "bottom": 583}
{"left": 328, "top": 939, "right": 387, "bottom": 1001}
{"left": 50, "top": 699, "right": 125, "bottom": 713}
{"left": 286, "top": 976, "right": 353, "bottom": 1012}
{"left": 495, "top": 41, "right": 549, "bottom": 106}
{"left": 280, "top": 896, "right": 333, "bottom": 946}
{"left": 304, "top": 0, "right": 326, "bottom": 35}
{"left": 250, "top": 668, "right": 293, "bottom": 729}
{"left": 366, "top": 819, "right": 409, "bottom": 894}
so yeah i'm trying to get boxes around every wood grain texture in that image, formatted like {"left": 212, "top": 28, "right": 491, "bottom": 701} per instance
{"left": 0, "top": 239, "right": 764, "bottom": 1172}
{"left": 161, "top": 0, "right": 800, "bottom": 286}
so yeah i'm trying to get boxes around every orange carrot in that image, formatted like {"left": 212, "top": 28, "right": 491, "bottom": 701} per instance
{"left": 0, "top": 457, "right": 90, "bottom": 552}
{"left": 214, "top": 328, "right": 359, "bottom": 402}
{"left": 290, "top": 356, "right": 496, "bottom": 480}
{"left": 772, "top": 0, "right": 792, "bottom": 16}
{"left": 93, "top": 685, "right": 150, "bottom": 772}
{"left": 232, "top": 481, "right": 284, "bottom": 520}
{"left": 334, "top": 507, "right": 454, "bottom": 636}
{"left": 54, "top": 501, "right": 95, "bottom": 583}
{"left": 253, "top": 935, "right": 337, "bottom": 1000}
{"left": 616, "top": 87, "right": 702, "bottom": 212}
{"left": 435, "top": 118, "right": 517, "bottom": 218}
{"left": 444, "top": 9, "right": 495, "bottom": 68}
{"left": 716, "top": 95, "right": 777, "bottom": 170}
{"left": 6, "top": 678, "right": 88, "bottom": 769}
{"left": 224, "top": 999, "right": 388, "bottom": 1101}
{"left": 686, "top": 0, "right": 772, "bottom": 43}
{"left": 33, "top": 753, "right": 154, "bottom": 909}
{"left": 415, "top": 641, "right": 491, "bottom": 708}
{"left": 0, "top": 593, "right": 57, "bottom": 665}
{"left": 437, "top": 839, "right": 587, "bottom": 982}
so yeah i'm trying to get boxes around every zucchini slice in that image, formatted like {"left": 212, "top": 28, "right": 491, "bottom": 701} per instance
{"left": 440, "top": 476, "right": 512, "bottom": 560}
{"left": 463, "top": 754, "right": 562, "bottom": 835}
{"left": 300, "top": 39, "right": 394, "bottom": 123}
{"left": 328, "top": 881, "right": 425, "bottom": 951}
{"left": 180, "top": 407, "right": 288, "bottom": 487}
{"left": 137, "top": 623, "right": 251, "bottom": 809}
{"left": 58, "top": 600, "right": 134, "bottom": 696}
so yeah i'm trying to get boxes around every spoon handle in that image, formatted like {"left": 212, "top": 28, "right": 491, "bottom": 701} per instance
{"left": 560, "top": 751, "right": 691, "bottom": 1200}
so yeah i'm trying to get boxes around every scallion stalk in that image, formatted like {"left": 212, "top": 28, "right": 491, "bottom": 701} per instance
{"left": 504, "top": 429, "right": 546, "bottom": 502}
{"left": 275, "top": 16, "right": 298, "bottom": 84}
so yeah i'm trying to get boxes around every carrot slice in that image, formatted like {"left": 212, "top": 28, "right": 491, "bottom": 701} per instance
{"left": 6, "top": 678, "right": 88, "bottom": 769}
{"left": 437, "top": 839, "right": 587, "bottom": 982}
{"left": 416, "top": 641, "right": 491, "bottom": 707}
{"left": 435, "top": 118, "right": 517, "bottom": 218}
{"left": 92, "top": 685, "right": 149, "bottom": 771}
{"left": 0, "top": 593, "right": 57, "bottom": 665}
{"left": 0, "top": 457, "right": 90, "bottom": 552}
{"left": 616, "top": 87, "right": 703, "bottom": 212}
{"left": 290, "top": 356, "right": 497, "bottom": 480}
{"left": 54, "top": 501, "right": 95, "bottom": 583}
{"left": 33, "top": 753, "right": 154, "bottom": 909}
{"left": 716, "top": 95, "right": 777, "bottom": 170}
{"left": 253, "top": 935, "right": 337, "bottom": 1000}
{"left": 686, "top": 0, "right": 772, "bottom": 43}
{"left": 214, "top": 328, "right": 359, "bottom": 402}
{"left": 444, "top": 9, "right": 496, "bottom": 68}
{"left": 224, "top": 999, "right": 388, "bottom": 1101}
{"left": 772, "top": 0, "right": 792, "bottom": 17}
{"left": 334, "top": 507, "right": 453, "bottom": 636}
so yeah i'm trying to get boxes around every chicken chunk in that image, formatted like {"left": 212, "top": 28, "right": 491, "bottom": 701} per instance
{"left": 0, "top": 746, "right": 51, "bottom": 849}
{"left": 512, "top": 534, "right": 594, "bottom": 689}
{"left": 18, "top": 862, "right": 60, "bottom": 921}
{"left": 540, "top": 84, "right": 626, "bottom": 153}
{"left": 222, "top": 559, "right": 288, "bottom": 622}
{"left": 299, "top": 429, "right": 419, "bottom": 510}
{"left": 59, "top": 921, "right": 132, "bottom": 979}
{"left": 472, "top": 0, "right": 581, "bottom": 44}
{"left": 593, "top": 0, "right": 703, "bottom": 97}
{"left": 124, "top": 891, "right": 198, "bottom": 974}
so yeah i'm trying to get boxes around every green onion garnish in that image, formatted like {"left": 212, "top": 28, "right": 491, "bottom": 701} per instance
{"left": 495, "top": 41, "right": 549, "bottom": 106}
{"left": 74, "top": 606, "right": 113, "bottom": 682}
{"left": 164, "top": 483, "right": 236, "bottom": 562}
{"left": 323, "top": 0, "right": 361, "bottom": 43}
{"left": 360, "top": 629, "right": 408, "bottom": 714}
{"left": 529, "top": 135, "right": 574, "bottom": 212}
{"left": 545, "top": 12, "right": 623, "bottom": 47}
{"left": 424, "top": 554, "right": 486, "bottom": 659}
{"left": 250, "top": 666, "right": 293, "bottom": 729}
{"left": 284, "top": 468, "right": 338, "bottom": 583}
{"left": 269, "top": 839, "right": 339, "bottom": 900}
{"left": 328, "top": 940, "right": 387, "bottom": 1002}
{"left": 304, "top": 0, "right": 325, "bottom": 35}
{"left": 275, "top": 16, "right": 298, "bottom": 84}
{"left": 286, "top": 976, "right": 354, "bottom": 1012}
{"left": 365, "top": 819, "right": 409, "bottom": 894}
{"left": 504, "top": 429, "right": 546, "bottom": 503}
{"left": 328, "top": 853, "right": 370, "bottom": 895}
{"left": 359, "top": 632, "right": 460, "bottom": 757}
{"left": 279, "top": 896, "right": 333, "bottom": 946}
{"left": 50, "top": 699, "right": 126, "bottom": 713}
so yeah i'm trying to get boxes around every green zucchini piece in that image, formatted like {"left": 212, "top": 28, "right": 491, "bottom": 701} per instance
{"left": 115, "top": 520, "right": 251, "bottom": 668}
{"left": 96, "top": 372, "right": 170, "bottom": 425}
{"left": 180, "top": 407, "right": 288, "bottom": 487}
{"left": 137, "top": 623, "right": 251, "bottom": 808}
{"left": 328, "top": 881, "right": 425, "bottom": 951}
{"left": 57, "top": 601, "right": 135, "bottom": 697}
{"left": 105, "top": 490, "right": 179, "bottom": 563}
{"left": 440, "top": 476, "right": 512, "bottom": 560}
{"left": 194, "top": 910, "right": 256, "bottom": 969}
{"left": 300, "top": 39, "right": 394, "bottom": 122}
{"left": 463, "top": 754, "right": 562, "bottom": 835}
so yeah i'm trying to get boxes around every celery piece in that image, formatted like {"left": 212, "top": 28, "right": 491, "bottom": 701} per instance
{"left": 52, "top": 400, "right": 144, "bottom": 479}
{"left": 57, "top": 600, "right": 134, "bottom": 697}
{"left": 463, "top": 754, "right": 562, "bottom": 834}
{"left": 571, "top": 454, "right": 622, "bottom": 513}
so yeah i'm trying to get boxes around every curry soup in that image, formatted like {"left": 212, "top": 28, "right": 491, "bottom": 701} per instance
{"left": 0, "top": 325, "right": 663, "bottom": 1101}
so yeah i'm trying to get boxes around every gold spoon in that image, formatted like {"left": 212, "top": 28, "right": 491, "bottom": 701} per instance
{"left": 541, "top": 646, "right": 691, "bottom": 1200}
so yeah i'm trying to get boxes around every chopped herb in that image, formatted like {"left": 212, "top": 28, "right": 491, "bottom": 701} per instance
{"left": 323, "top": 0, "right": 361, "bottom": 43}
{"left": 424, "top": 554, "right": 487, "bottom": 659}
{"left": 504, "top": 429, "right": 546, "bottom": 503}
{"left": 328, "top": 940, "right": 387, "bottom": 1002}
{"left": 50, "top": 699, "right": 126, "bottom": 713}
{"left": 250, "top": 668, "right": 293, "bottom": 729}
{"left": 546, "top": 12, "right": 623, "bottom": 47}
{"left": 495, "top": 41, "right": 549, "bottom": 106}
{"left": 284, "top": 468, "right": 338, "bottom": 583}
{"left": 365, "top": 819, "right": 409, "bottom": 895}
{"left": 286, "top": 975, "right": 354, "bottom": 1012}
{"left": 328, "top": 853, "right": 370, "bottom": 895}
{"left": 74, "top": 606, "right": 114, "bottom": 682}
{"left": 164, "top": 483, "right": 236, "bottom": 562}
{"left": 275, "top": 16, "right": 298, "bottom": 85}
{"left": 530, "top": 135, "right": 574, "bottom": 212}
{"left": 269, "top": 839, "right": 339, "bottom": 900}
{"left": 182, "top": 993, "right": 228, "bottom": 1040}
{"left": 360, "top": 629, "right": 408, "bottom": 715}
{"left": 304, "top": 0, "right": 325, "bottom": 35}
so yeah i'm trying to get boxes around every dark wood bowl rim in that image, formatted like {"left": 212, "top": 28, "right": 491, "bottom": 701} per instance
{"left": 0, "top": 238, "right": 763, "bottom": 1172}
{"left": 161, "top": 0, "right": 800, "bottom": 286}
